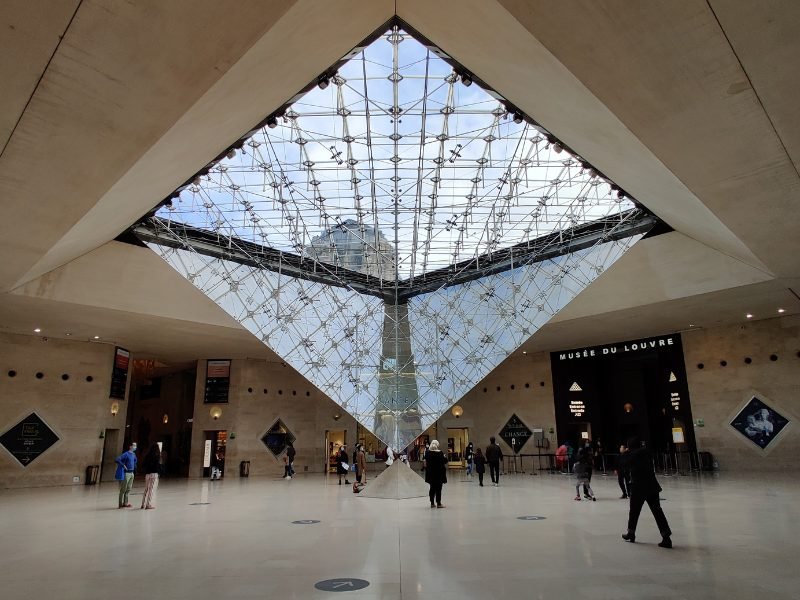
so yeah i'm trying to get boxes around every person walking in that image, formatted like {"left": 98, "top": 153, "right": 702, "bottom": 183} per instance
{"left": 424, "top": 440, "right": 447, "bottom": 508}
{"left": 573, "top": 451, "right": 596, "bottom": 501}
{"left": 556, "top": 442, "right": 568, "bottom": 473}
{"left": 140, "top": 443, "right": 161, "bottom": 509}
{"left": 115, "top": 442, "right": 137, "bottom": 509}
{"left": 486, "top": 436, "right": 503, "bottom": 486}
{"left": 286, "top": 442, "right": 296, "bottom": 477}
{"left": 622, "top": 438, "right": 673, "bottom": 548}
{"left": 464, "top": 442, "right": 474, "bottom": 477}
{"left": 617, "top": 443, "right": 631, "bottom": 499}
{"left": 336, "top": 444, "right": 350, "bottom": 485}
{"left": 474, "top": 447, "right": 487, "bottom": 487}
{"left": 356, "top": 443, "right": 367, "bottom": 484}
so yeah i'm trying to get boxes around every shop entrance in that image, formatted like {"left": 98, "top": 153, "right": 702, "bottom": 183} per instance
{"left": 203, "top": 430, "right": 227, "bottom": 478}
{"left": 446, "top": 427, "right": 469, "bottom": 467}
{"left": 551, "top": 333, "right": 697, "bottom": 471}
{"left": 325, "top": 429, "right": 347, "bottom": 473}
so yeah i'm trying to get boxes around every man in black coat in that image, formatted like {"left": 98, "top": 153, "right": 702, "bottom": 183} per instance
{"left": 485, "top": 437, "right": 503, "bottom": 487}
{"left": 622, "top": 438, "right": 672, "bottom": 548}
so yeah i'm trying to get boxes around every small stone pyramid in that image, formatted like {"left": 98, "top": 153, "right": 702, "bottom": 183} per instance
{"left": 358, "top": 460, "right": 429, "bottom": 499}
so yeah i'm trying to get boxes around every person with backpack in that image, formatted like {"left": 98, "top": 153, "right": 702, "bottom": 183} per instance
{"left": 574, "top": 451, "right": 596, "bottom": 501}
{"left": 464, "top": 442, "right": 474, "bottom": 477}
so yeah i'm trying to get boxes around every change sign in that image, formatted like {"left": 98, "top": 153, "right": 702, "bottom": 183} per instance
{"left": 0, "top": 413, "right": 60, "bottom": 467}
{"left": 499, "top": 413, "right": 532, "bottom": 453}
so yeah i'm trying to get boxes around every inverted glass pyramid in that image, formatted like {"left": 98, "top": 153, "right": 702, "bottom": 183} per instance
{"left": 135, "top": 22, "right": 656, "bottom": 450}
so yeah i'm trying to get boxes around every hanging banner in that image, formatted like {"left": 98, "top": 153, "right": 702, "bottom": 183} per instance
{"left": 204, "top": 359, "right": 231, "bottom": 403}
{"left": 109, "top": 347, "right": 130, "bottom": 400}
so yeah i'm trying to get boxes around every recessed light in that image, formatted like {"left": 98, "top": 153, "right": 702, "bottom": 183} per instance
{"left": 746, "top": 314, "right": 753, "bottom": 319}
{"left": 522, "top": 351, "right": 527, "bottom": 355}
{"left": 65, "top": 333, "right": 72, "bottom": 336}
{"left": 688, "top": 324, "right": 695, "bottom": 328}
{"left": 778, "top": 308, "right": 785, "bottom": 313}
{"left": 33, "top": 328, "right": 41, "bottom": 333}
{"left": 93, "top": 335, "right": 100, "bottom": 339}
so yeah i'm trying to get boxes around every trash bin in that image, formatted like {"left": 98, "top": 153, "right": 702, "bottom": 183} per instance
{"left": 239, "top": 460, "right": 250, "bottom": 478}
{"left": 85, "top": 464, "right": 100, "bottom": 485}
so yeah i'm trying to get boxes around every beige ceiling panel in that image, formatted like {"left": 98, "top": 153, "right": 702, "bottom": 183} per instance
{"left": 11, "top": 241, "right": 240, "bottom": 329}
{"left": 552, "top": 232, "right": 773, "bottom": 322}
{"left": 494, "top": 0, "right": 800, "bottom": 278}
{"left": 0, "top": 0, "right": 79, "bottom": 149}
{"left": 526, "top": 280, "right": 799, "bottom": 353}
{"left": 0, "top": 0, "right": 299, "bottom": 291}
{"left": 0, "top": 293, "right": 272, "bottom": 364}
{"left": 14, "top": 0, "right": 395, "bottom": 288}
{"left": 709, "top": 0, "right": 800, "bottom": 172}
{"left": 395, "top": 0, "right": 767, "bottom": 275}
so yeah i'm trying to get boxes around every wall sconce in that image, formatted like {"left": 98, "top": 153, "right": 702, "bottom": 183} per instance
{"left": 451, "top": 405, "right": 464, "bottom": 419}
{"left": 230, "top": 432, "right": 236, "bottom": 440}
{"left": 624, "top": 402, "right": 634, "bottom": 413}
{"left": 333, "top": 413, "right": 341, "bottom": 421}
{"left": 110, "top": 402, "right": 120, "bottom": 416}
{"left": 210, "top": 406, "right": 223, "bottom": 420}
{"left": 162, "top": 414, "right": 169, "bottom": 424}
{"left": 99, "top": 430, "right": 105, "bottom": 439}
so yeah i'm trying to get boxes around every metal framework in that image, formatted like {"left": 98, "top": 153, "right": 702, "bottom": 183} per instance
{"left": 133, "top": 21, "right": 661, "bottom": 450}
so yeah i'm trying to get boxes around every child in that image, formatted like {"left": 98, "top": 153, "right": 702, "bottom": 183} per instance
{"left": 574, "top": 453, "right": 596, "bottom": 501}
{"left": 283, "top": 454, "right": 292, "bottom": 480}
{"left": 474, "top": 447, "right": 487, "bottom": 487}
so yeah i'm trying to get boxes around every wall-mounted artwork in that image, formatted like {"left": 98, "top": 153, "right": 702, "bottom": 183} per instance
{"left": 730, "top": 396, "right": 790, "bottom": 451}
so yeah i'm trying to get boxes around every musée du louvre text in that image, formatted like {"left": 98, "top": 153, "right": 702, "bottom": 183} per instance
{"left": 558, "top": 335, "right": 676, "bottom": 361}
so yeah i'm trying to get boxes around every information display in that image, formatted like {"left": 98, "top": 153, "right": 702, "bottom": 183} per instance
{"left": 0, "top": 413, "right": 60, "bottom": 467}
{"left": 109, "top": 347, "right": 130, "bottom": 400}
{"left": 204, "top": 359, "right": 231, "bottom": 403}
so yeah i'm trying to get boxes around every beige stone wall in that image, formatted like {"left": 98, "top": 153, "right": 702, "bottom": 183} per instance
{"left": 435, "top": 353, "right": 557, "bottom": 461}
{"left": 683, "top": 316, "right": 800, "bottom": 470}
{"left": 0, "top": 332, "right": 126, "bottom": 488}
{"left": 189, "top": 358, "right": 357, "bottom": 478}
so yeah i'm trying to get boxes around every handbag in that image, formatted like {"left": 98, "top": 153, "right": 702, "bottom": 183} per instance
{"left": 341, "top": 461, "right": 350, "bottom": 471}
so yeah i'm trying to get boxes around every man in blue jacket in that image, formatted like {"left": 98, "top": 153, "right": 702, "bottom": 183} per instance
{"left": 115, "top": 442, "right": 137, "bottom": 508}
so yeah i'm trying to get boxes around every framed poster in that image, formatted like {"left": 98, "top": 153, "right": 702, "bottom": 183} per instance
{"left": 730, "top": 395, "right": 790, "bottom": 452}
{"left": 0, "top": 413, "right": 60, "bottom": 467}
{"left": 109, "top": 347, "right": 130, "bottom": 400}
{"left": 204, "top": 359, "right": 231, "bottom": 404}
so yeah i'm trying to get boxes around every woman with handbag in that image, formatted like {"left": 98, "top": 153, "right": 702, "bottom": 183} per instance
{"left": 141, "top": 443, "right": 162, "bottom": 509}
{"left": 336, "top": 445, "right": 351, "bottom": 486}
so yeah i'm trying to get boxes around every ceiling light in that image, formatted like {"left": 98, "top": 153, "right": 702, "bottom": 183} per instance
{"left": 460, "top": 72, "right": 473, "bottom": 87}
{"left": 318, "top": 74, "right": 330, "bottom": 90}
{"left": 778, "top": 308, "right": 785, "bottom": 313}
{"left": 226, "top": 149, "right": 236, "bottom": 160}
{"left": 746, "top": 314, "right": 753, "bottom": 319}
{"left": 552, "top": 142, "right": 563, "bottom": 153}
{"left": 65, "top": 332, "right": 72, "bottom": 336}
{"left": 266, "top": 116, "right": 278, "bottom": 129}
{"left": 34, "top": 328, "right": 41, "bottom": 333}
{"left": 93, "top": 335, "right": 100, "bottom": 339}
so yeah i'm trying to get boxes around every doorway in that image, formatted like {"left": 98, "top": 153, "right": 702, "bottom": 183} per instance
{"left": 100, "top": 428, "right": 120, "bottom": 482}
{"left": 325, "top": 429, "right": 346, "bottom": 473}
{"left": 446, "top": 427, "right": 469, "bottom": 467}
{"left": 203, "top": 430, "right": 227, "bottom": 478}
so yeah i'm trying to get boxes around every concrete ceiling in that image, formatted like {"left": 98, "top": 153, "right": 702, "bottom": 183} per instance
{"left": 0, "top": 0, "right": 798, "bottom": 364}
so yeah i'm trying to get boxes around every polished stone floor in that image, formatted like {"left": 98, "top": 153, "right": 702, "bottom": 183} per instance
{"left": 1, "top": 470, "right": 798, "bottom": 599}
